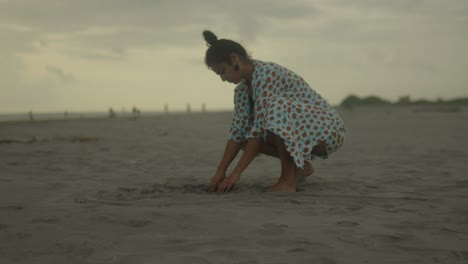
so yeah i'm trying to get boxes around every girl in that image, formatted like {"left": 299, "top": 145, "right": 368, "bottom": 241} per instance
{"left": 204, "top": 30, "right": 345, "bottom": 192}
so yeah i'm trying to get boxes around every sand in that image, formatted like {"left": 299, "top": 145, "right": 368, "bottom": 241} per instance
{"left": 0, "top": 106, "right": 467, "bottom": 264}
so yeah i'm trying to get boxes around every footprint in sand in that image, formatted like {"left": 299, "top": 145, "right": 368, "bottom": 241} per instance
{"left": 383, "top": 221, "right": 428, "bottom": 231}
{"left": 337, "top": 221, "right": 359, "bottom": 227}
{"left": 0, "top": 224, "right": 8, "bottom": 230}
{"left": 95, "top": 216, "right": 152, "bottom": 228}
{"left": 55, "top": 242, "right": 95, "bottom": 257}
{"left": 453, "top": 180, "right": 468, "bottom": 189}
{"left": 127, "top": 219, "right": 152, "bottom": 228}
{"left": 287, "top": 199, "right": 302, "bottom": 205}
{"left": 261, "top": 238, "right": 333, "bottom": 255}
{"left": 440, "top": 227, "right": 468, "bottom": 235}
{"left": 451, "top": 250, "right": 468, "bottom": 262}
{"left": 16, "top": 232, "right": 32, "bottom": 239}
{"left": 370, "top": 233, "right": 412, "bottom": 243}
{"left": 206, "top": 249, "right": 258, "bottom": 264}
{"left": 0, "top": 205, "right": 24, "bottom": 211}
{"left": 285, "top": 244, "right": 337, "bottom": 263}
{"left": 173, "top": 256, "right": 213, "bottom": 264}
{"left": 287, "top": 248, "right": 306, "bottom": 253}
{"left": 32, "top": 218, "right": 59, "bottom": 224}
{"left": 207, "top": 249, "right": 239, "bottom": 257}
{"left": 256, "top": 223, "right": 289, "bottom": 235}
{"left": 346, "top": 205, "right": 364, "bottom": 212}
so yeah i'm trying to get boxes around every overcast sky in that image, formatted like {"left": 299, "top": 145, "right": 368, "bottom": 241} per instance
{"left": 1, "top": 0, "right": 467, "bottom": 113}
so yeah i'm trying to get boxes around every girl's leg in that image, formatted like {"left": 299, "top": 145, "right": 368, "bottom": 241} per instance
{"left": 266, "top": 133, "right": 297, "bottom": 192}
{"left": 240, "top": 140, "right": 278, "bottom": 157}
{"left": 258, "top": 135, "right": 315, "bottom": 183}
{"left": 296, "top": 161, "right": 315, "bottom": 183}
{"left": 258, "top": 141, "right": 279, "bottom": 158}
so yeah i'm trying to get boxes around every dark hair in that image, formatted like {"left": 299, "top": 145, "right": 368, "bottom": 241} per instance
{"left": 203, "top": 30, "right": 250, "bottom": 68}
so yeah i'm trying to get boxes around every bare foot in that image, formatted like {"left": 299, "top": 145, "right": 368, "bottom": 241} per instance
{"left": 296, "top": 160, "right": 315, "bottom": 183}
{"left": 267, "top": 181, "right": 296, "bottom": 192}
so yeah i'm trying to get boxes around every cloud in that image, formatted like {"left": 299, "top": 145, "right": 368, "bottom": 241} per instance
{"left": 0, "top": 0, "right": 467, "bottom": 112}
{"left": 326, "top": 0, "right": 468, "bottom": 19}
{"left": 0, "top": 0, "right": 318, "bottom": 29}
{"left": 0, "top": 0, "right": 320, "bottom": 68}
{"left": 66, "top": 46, "right": 127, "bottom": 61}
{"left": 46, "top": 65, "right": 74, "bottom": 83}
{"left": 0, "top": 0, "right": 318, "bottom": 46}
{"left": 0, "top": 26, "right": 40, "bottom": 54}
{"left": 0, "top": 53, "right": 60, "bottom": 112}
{"left": 221, "top": 0, "right": 319, "bottom": 42}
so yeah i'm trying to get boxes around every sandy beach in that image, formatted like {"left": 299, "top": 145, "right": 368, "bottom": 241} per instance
{"left": 1, "top": 106, "right": 467, "bottom": 264}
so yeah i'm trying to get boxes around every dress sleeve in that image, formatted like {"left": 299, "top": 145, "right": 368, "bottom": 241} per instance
{"left": 228, "top": 85, "right": 250, "bottom": 142}
{"left": 246, "top": 67, "right": 280, "bottom": 140}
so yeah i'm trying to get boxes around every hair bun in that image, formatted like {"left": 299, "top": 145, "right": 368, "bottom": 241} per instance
{"left": 203, "top": 30, "right": 218, "bottom": 46}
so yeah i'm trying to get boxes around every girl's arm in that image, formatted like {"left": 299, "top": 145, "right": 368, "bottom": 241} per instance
{"left": 208, "top": 139, "right": 242, "bottom": 192}
{"left": 216, "top": 137, "right": 262, "bottom": 192}
{"left": 230, "top": 137, "right": 262, "bottom": 176}
{"left": 216, "top": 139, "right": 242, "bottom": 174}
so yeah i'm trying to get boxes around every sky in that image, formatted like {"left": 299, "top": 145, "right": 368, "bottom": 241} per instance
{"left": 1, "top": 0, "right": 467, "bottom": 113}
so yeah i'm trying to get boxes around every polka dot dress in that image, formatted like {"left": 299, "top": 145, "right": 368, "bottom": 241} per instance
{"left": 229, "top": 60, "right": 345, "bottom": 169}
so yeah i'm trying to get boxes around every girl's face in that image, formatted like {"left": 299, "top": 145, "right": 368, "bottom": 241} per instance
{"left": 211, "top": 63, "right": 242, "bottom": 85}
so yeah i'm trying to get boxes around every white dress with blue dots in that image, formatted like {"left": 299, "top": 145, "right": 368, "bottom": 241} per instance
{"left": 229, "top": 59, "right": 345, "bottom": 169}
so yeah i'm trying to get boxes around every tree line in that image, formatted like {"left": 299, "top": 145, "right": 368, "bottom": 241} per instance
{"left": 340, "top": 95, "right": 468, "bottom": 107}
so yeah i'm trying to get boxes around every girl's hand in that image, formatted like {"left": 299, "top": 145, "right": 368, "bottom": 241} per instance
{"left": 207, "top": 172, "right": 226, "bottom": 192}
{"left": 216, "top": 172, "right": 241, "bottom": 192}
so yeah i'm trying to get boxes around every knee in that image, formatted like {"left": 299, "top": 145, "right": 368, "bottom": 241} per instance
{"left": 266, "top": 132, "right": 283, "bottom": 146}
{"left": 265, "top": 132, "right": 275, "bottom": 145}
{"left": 240, "top": 140, "right": 247, "bottom": 150}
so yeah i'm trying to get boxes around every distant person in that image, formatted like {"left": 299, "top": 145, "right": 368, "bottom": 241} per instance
{"left": 164, "top": 104, "right": 169, "bottom": 114}
{"left": 132, "top": 106, "right": 141, "bottom": 119}
{"left": 109, "top": 108, "right": 116, "bottom": 118}
{"left": 28, "top": 110, "right": 34, "bottom": 121}
{"left": 201, "top": 103, "right": 207, "bottom": 113}
{"left": 203, "top": 30, "right": 346, "bottom": 192}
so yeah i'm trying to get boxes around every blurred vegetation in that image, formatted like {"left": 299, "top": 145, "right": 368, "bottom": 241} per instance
{"left": 340, "top": 94, "right": 468, "bottom": 107}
